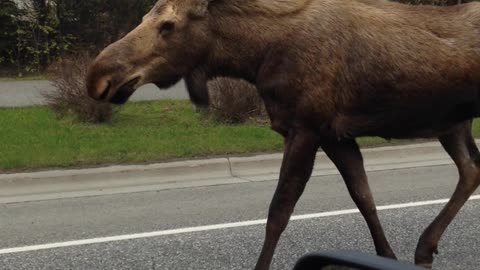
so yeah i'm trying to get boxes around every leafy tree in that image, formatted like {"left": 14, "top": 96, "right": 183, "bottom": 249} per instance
{"left": 0, "top": 0, "right": 21, "bottom": 68}
{"left": 0, "top": 0, "right": 155, "bottom": 75}
{"left": 0, "top": 0, "right": 72, "bottom": 75}
{"left": 55, "top": 0, "right": 157, "bottom": 51}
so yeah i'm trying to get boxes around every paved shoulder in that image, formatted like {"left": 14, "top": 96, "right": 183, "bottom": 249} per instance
{"left": 0, "top": 81, "right": 52, "bottom": 107}
{"left": 1, "top": 165, "right": 479, "bottom": 269}
{"left": 0, "top": 80, "right": 189, "bottom": 107}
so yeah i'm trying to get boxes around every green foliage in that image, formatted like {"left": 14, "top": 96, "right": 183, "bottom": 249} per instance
{"left": 56, "top": 0, "right": 157, "bottom": 50}
{"left": 0, "top": 0, "right": 156, "bottom": 76}
{"left": 0, "top": 0, "right": 21, "bottom": 66}
{"left": 0, "top": 0, "right": 72, "bottom": 76}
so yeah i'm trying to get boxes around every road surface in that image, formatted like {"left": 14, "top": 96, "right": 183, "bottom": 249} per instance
{"left": 0, "top": 80, "right": 189, "bottom": 107}
{"left": 1, "top": 164, "right": 479, "bottom": 269}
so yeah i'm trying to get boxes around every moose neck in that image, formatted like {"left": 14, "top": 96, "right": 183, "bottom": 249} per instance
{"left": 204, "top": 0, "right": 310, "bottom": 83}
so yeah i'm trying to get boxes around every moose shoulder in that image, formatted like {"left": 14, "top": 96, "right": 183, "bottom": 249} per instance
{"left": 87, "top": 0, "right": 480, "bottom": 269}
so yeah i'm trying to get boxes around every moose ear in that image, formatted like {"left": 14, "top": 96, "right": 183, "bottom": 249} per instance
{"left": 189, "top": 0, "right": 213, "bottom": 19}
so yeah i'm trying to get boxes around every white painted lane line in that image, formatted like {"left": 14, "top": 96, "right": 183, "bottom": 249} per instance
{"left": 1, "top": 195, "right": 480, "bottom": 255}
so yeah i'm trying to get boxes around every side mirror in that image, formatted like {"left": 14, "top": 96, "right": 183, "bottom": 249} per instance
{"left": 293, "top": 251, "right": 426, "bottom": 270}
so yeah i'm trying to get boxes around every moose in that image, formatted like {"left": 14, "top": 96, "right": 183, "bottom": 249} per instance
{"left": 87, "top": 0, "right": 480, "bottom": 269}
{"left": 184, "top": 69, "right": 210, "bottom": 109}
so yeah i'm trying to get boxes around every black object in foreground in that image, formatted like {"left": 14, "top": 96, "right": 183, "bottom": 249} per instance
{"left": 293, "top": 251, "right": 426, "bottom": 270}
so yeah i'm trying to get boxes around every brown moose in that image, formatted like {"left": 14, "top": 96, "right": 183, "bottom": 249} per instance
{"left": 86, "top": 0, "right": 480, "bottom": 269}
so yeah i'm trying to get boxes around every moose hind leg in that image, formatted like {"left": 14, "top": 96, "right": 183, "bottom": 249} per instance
{"left": 322, "top": 139, "right": 396, "bottom": 259}
{"left": 254, "top": 130, "right": 320, "bottom": 270}
{"left": 415, "top": 121, "right": 480, "bottom": 268}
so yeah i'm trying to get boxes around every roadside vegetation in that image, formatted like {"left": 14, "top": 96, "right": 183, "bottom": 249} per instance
{"left": 3, "top": 100, "right": 480, "bottom": 172}
{"left": 43, "top": 54, "right": 114, "bottom": 124}
{"left": 0, "top": 75, "right": 47, "bottom": 81}
{"left": 0, "top": 0, "right": 157, "bottom": 77}
{"left": 0, "top": 101, "right": 284, "bottom": 172}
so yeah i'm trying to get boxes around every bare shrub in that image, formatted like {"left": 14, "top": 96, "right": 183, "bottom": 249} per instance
{"left": 208, "top": 78, "right": 266, "bottom": 124}
{"left": 43, "top": 54, "right": 114, "bottom": 123}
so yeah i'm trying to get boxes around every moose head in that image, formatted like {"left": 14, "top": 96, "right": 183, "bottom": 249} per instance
{"left": 87, "top": 0, "right": 214, "bottom": 104}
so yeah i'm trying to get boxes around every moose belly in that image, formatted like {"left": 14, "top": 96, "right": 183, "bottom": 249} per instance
{"left": 331, "top": 86, "right": 480, "bottom": 140}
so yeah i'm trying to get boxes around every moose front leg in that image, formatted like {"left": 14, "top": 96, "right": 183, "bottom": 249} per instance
{"left": 321, "top": 139, "right": 396, "bottom": 259}
{"left": 184, "top": 68, "right": 210, "bottom": 108}
{"left": 254, "top": 129, "right": 320, "bottom": 270}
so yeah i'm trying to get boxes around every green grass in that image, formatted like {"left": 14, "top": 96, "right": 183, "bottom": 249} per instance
{"left": 0, "top": 74, "right": 47, "bottom": 81}
{"left": 0, "top": 101, "right": 285, "bottom": 172}
{"left": 2, "top": 100, "right": 480, "bottom": 172}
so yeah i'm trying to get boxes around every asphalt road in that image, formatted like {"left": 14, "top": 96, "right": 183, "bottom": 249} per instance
{"left": 0, "top": 80, "right": 189, "bottom": 107}
{"left": 1, "top": 164, "right": 480, "bottom": 270}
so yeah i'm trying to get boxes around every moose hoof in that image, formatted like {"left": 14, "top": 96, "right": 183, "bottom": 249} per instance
{"left": 416, "top": 263, "right": 433, "bottom": 269}
{"left": 415, "top": 252, "right": 434, "bottom": 269}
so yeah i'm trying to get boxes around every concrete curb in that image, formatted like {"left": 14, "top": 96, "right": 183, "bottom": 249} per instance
{"left": 0, "top": 158, "right": 232, "bottom": 185}
{"left": 0, "top": 158, "right": 234, "bottom": 199}
{"left": 229, "top": 141, "right": 454, "bottom": 181}
{"left": 0, "top": 140, "right": 469, "bottom": 202}
{"left": 0, "top": 141, "right": 457, "bottom": 184}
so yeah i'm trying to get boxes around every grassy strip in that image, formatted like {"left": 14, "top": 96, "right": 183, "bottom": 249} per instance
{"left": 0, "top": 75, "right": 47, "bottom": 82}
{"left": 2, "top": 100, "right": 480, "bottom": 172}
{"left": 0, "top": 101, "right": 284, "bottom": 172}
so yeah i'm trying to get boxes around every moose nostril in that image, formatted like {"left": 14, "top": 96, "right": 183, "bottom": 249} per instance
{"left": 99, "top": 80, "right": 112, "bottom": 100}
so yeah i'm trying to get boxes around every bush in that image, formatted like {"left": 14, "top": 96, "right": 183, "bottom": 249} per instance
{"left": 208, "top": 78, "right": 266, "bottom": 124}
{"left": 43, "top": 54, "right": 114, "bottom": 123}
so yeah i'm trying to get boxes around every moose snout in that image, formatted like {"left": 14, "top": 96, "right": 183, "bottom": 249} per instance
{"left": 87, "top": 58, "right": 115, "bottom": 101}
{"left": 87, "top": 57, "right": 144, "bottom": 105}
{"left": 86, "top": 55, "right": 129, "bottom": 102}
{"left": 87, "top": 76, "right": 112, "bottom": 101}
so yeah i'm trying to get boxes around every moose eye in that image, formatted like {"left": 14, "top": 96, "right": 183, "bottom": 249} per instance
{"left": 159, "top": 21, "right": 175, "bottom": 36}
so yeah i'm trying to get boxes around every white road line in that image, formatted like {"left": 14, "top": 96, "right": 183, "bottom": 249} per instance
{"left": 1, "top": 195, "right": 480, "bottom": 255}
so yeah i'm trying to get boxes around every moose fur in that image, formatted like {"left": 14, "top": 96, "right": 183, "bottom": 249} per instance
{"left": 87, "top": 0, "right": 480, "bottom": 269}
